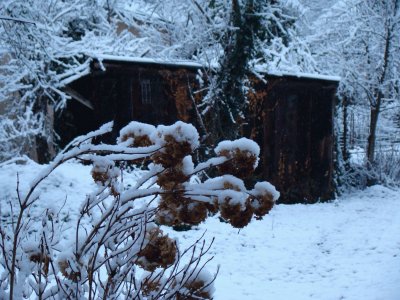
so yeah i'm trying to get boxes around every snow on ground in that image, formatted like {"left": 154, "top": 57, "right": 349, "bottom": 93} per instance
{"left": 1, "top": 159, "right": 399, "bottom": 300}
{"left": 166, "top": 186, "right": 400, "bottom": 300}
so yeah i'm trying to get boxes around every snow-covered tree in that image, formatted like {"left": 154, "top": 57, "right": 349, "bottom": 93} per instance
{"left": 199, "top": 0, "right": 315, "bottom": 144}
{"left": 0, "top": 0, "right": 316, "bottom": 161}
{"left": 0, "top": 0, "right": 187, "bottom": 162}
{"left": 0, "top": 1, "right": 95, "bottom": 161}
{"left": 311, "top": 0, "right": 400, "bottom": 166}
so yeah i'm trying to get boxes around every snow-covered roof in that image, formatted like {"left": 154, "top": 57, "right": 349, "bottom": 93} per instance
{"left": 87, "top": 54, "right": 340, "bottom": 82}
{"left": 93, "top": 54, "right": 203, "bottom": 69}
{"left": 253, "top": 64, "right": 340, "bottom": 82}
{"left": 265, "top": 70, "right": 340, "bottom": 82}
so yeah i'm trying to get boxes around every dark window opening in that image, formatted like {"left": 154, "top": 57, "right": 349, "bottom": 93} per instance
{"left": 140, "top": 79, "right": 151, "bottom": 104}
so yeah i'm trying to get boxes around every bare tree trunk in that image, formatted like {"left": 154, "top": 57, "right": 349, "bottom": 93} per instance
{"left": 367, "top": 106, "right": 380, "bottom": 164}
{"left": 366, "top": 103, "right": 381, "bottom": 186}
{"left": 366, "top": 16, "right": 392, "bottom": 167}
{"left": 342, "top": 96, "right": 349, "bottom": 161}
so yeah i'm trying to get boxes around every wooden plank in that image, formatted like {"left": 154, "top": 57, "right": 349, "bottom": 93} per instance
{"left": 64, "top": 86, "right": 94, "bottom": 110}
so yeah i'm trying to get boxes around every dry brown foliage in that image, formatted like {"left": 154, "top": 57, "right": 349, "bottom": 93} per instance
{"left": 217, "top": 149, "right": 258, "bottom": 179}
{"left": 29, "top": 253, "right": 51, "bottom": 276}
{"left": 141, "top": 275, "right": 162, "bottom": 296}
{"left": 91, "top": 169, "right": 110, "bottom": 184}
{"left": 152, "top": 135, "right": 193, "bottom": 168}
{"left": 137, "top": 228, "right": 177, "bottom": 272}
{"left": 58, "top": 260, "right": 81, "bottom": 282}
{"left": 176, "top": 278, "right": 213, "bottom": 300}
{"left": 120, "top": 133, "right": 154, "bottom": 148}
{"left": 251, "top": 193, "right": 275, "bottom": 219}
{"left": 219, "top": 198, "right": 254, "bottom": 228}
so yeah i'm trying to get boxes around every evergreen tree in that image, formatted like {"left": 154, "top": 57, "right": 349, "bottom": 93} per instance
{"left": 207, "top": 0, "right": 263, "bottom": 142}
{"left": 204, "top": 0, "right": 301, "bottom": 144}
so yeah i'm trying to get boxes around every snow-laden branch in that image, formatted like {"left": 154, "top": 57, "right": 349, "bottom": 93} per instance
{"left": 0, "top": 120, "right": 278, "bottom": 299}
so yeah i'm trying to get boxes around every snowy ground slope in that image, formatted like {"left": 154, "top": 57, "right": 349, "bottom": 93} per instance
{"left": 166, "top": 186, "right": 400, "bottom": 300}
{"left": 1, "top": 159, "right": 399, "bottom": 300}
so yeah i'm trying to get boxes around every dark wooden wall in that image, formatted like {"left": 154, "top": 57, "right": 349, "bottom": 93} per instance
{"left": 248, "top": 76, "right": 337, "bottom": 204}
{"left": 61, "top": 61, "right": 338, "bottom": 204}
{"left": 60, "top": 61, "right": 199, "bottom": 145}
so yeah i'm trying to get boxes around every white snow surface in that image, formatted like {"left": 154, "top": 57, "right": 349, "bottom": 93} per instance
{"left": 93, "top": 54, "right": 203, "bottom": 69}
{"left": 252, "top": 181, "right": 280, "bottom": 201}
{"left": 215, "top": 138, "right": 260, "bottom": 168}
{"left": 155, "top": 121, "right": 200, "bottom": 150}
{"left": 215, "top": 138, "right": 260, "bottom": 157}
{"left": 1, "top": 159, "right": 399, "bottom": 300}
{"left": 117, "top": 121, "right": 156, "bottom": 144}
{"left": 203, "top": 175, "right": 247, "bottom": 191}
{"left": 92, "top": 54, "right": 341, "bottom": 82}
{"left": 256, "top": 67, "right": 341, "bottom": 82}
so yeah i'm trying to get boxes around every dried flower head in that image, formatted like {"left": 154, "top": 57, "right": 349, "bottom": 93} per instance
{"left": 141, "top": 273, "right": 163, "bottom": 297}
{"left": 155, "top": 156, "right": 208, "bottom": 226}
{"left": 137, "top": 228, "right": 177, "bottom": 271}
{"left": 117, "top": 121, "right": 156, "bottom": 147}
{"left": 152, "top": 135, "right": 193, "bottom": 168}
{"left": 156, "top": 195, "right": 181, "bottom": 226}
{"left": 91, "top": 158, "right": 119, "bottom": 185}
{"left": 205, "top": 199, "right": 219, "bottom": 215}
{"left": 250, "top": 182, "right": 279, "bottom": 218}
{"left": 156, "top": 165, "right": 188, "bottom": 190}
{"left": 218, "top": 190, "right": 253, "bottom": 228}
{"left": 215, "top": 138, "right": 260, "bottom": 178}
{"left": 178, "top": 200, "right": 208, "bottom": 225}
{"left": 152, "top": 122, "right": 199, "bottom": 168}
{"left": 176, "top": 269, "right": 215, "bottom": 300}
{"left": 250, "top": 194, "right": 274, "bottom": 219}
{"left": 220, "top": 202, "right": 253, "bottom": 228}
{"left": 216, "top": 149, "right": 258, "bottom": 179}
{"left": 28, "top": 252, "right": 51, "bottom": 275}
{"left": 203, "top": 175, "right": 246, "bottom": 193}
{"left": 58, "top": 259, "right": 81, "bottom": 282}
{"left": 109, "top": 184, "right": 121, "bottom": 197}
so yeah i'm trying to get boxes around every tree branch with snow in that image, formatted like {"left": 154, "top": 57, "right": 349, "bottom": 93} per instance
{"left": 0, "top": 120, "right": 278, "bottom": 299}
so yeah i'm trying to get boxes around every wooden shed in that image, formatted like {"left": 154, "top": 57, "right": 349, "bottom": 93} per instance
{"left": 57, "top": 55, "right": 201, "bottom": 146}
{"left": 246, "top": 73, "right": 339, "bottom": 204}
{"left": 59, "top": 56, "right": 339, "bottom": 204}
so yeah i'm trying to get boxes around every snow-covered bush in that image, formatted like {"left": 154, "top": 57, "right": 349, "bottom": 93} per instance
{"left": 0, "top": 121, "right": 278, "bottom": 299}
{"left": 339, "top": 147, "right": 400, "bottom": 191}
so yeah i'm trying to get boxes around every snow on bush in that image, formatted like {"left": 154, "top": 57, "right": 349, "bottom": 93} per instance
{"left": 117, "top": 121, "right": 156, "bottom": 147}
{"left": 175, "top": 268, "right": 216, "bottom": 300}
{"left": 251, "top": 181, "right": 280, "bottom": 202}
{"left": 214, "top": 138, "right": 261, "bottom": 178}
{"left": 154, "top": 121, "right": 200, "bottom": 150}
{"left": 250, "top": 181, "right": 280, "bottom": 219}
{"left": 215, "top": 138, "right": 261, "bottom": 159}
{"left": 0, "top": 121, "right": 278, "bottom": 299}
{"left": 91, "top": 157, "right": 119, "bottom": 184}
{"left": 203, "top": 175, "right": 247, "bottom": 192}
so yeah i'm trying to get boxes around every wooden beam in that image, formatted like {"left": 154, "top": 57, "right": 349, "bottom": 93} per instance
{"left": 64, "top": 86, "right": 94, "bottom": 110}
